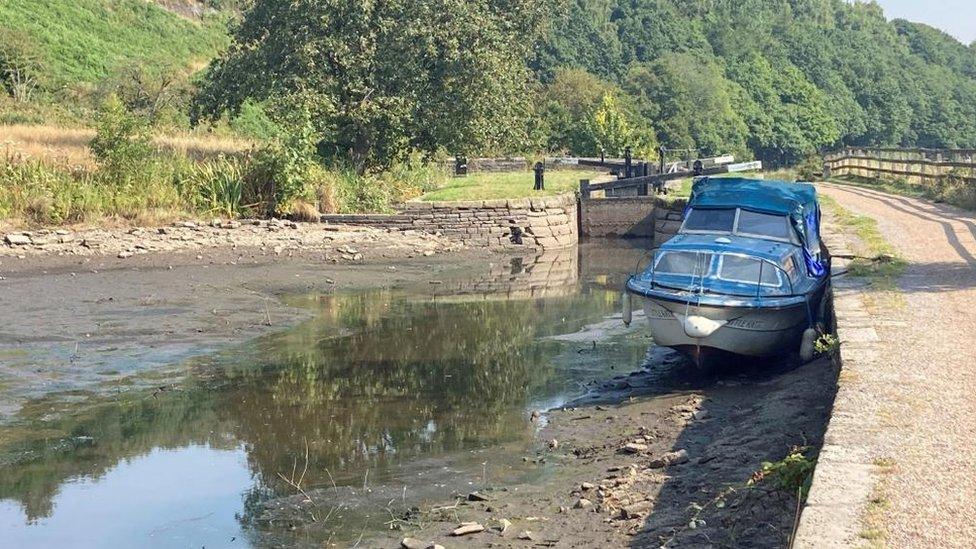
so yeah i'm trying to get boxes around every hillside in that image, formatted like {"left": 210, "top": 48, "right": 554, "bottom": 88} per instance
{"left": 3, "top": 0, "right": 976, "bottom": 163}
{"left": 533, "top": 0, "right": 976, "bottom": 162}
{"left": 0, "top": 0, "right": 230, "bottom": 126}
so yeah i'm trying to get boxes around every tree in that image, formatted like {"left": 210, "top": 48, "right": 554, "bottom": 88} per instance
{"left": 192, "top": 0, "right": 552, "bottom": 172}
{"left": 726, "top": 53, "right": 840, "bottom": 164}
{"left": 0, "top": 29, "right": 42, "bottom": 102}
{"left": 538, "top": 68, "right": 612, "bottom": 155}
{"left": 625, "top": 54, "right": 748, "bottom": 157}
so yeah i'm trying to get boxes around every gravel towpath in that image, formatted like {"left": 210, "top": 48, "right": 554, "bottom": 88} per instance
{"left": 819, "top": 183, "right": 976, "bottom": 547}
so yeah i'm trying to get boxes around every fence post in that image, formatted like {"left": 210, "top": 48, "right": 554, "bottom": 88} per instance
{"left": 580, "top": 179, "right": 591, "bottom": 199}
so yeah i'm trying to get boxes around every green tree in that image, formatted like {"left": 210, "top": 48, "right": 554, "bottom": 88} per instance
{"left": 192, "top": 0, "right": 552, "bottom": 172}
{"left": 591, "top": 93, "right": 632, "bottom": 157}
{"left": 625, "top": 54, "right": 748, "bottom": 157}
{"left": 0, "top": 28, "right": 42, "bottom": 102}
{"left": 727, "top": 54, "right": 840, "bottom": 164}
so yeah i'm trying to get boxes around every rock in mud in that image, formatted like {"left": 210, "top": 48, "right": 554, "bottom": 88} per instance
{"left": 451, "top": 522, "right": 485, "bottom": 536}
{"left": 467, "top": 491, "right": 490, "bottom": 502}
{"left": 580, "top": 482, "right": 596, "bottom": 491}
{"left": 4, "top": 234, "right": 31, "bottom": 246}
{"left": 574, "top": 497, "right": 593, "bottom": 509}
{"left": 622, "top": 500, "right": 652, "bottom": 519}
{"left": 648, "top": 449, "right": 689, "bottom": 468}
{"left": 495, "top": 518, "right": 512, "bottom": 533}
{"left": 401, "top": 538, "right": 427, "bottom": 549}
{"left": 517, "top": 530, "right": 535, "bottom": 540}
{"left": 623, "top": 442, "right": 649, "bottom": 454}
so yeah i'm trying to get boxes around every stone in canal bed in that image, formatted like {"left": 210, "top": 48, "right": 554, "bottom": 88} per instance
{"left": 622, "top": 500, "right": 652, "bottom": 519}
{"left": 623, "top": 442, "right": 649, "bottom": 454}
{"left": 401, "top": 539, "right": 443, "bottom": 549}
{"left": 451, "top": 522, "right": 485, "bottom": 536}
{"left": 467, "top": 491, "right": 490, "bottom": 501}
{"left": 4, "top": 234, "right": 31, "bottom": 246}
{"left": 574, "top": 497, "right": 593, "bottom": 509}
{"left": 648, "top": 449, "right": 689, "bottom": 468}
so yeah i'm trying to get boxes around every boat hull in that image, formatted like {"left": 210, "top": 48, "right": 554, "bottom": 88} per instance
{"left": 639, "top": 294, "right": 816, "bottom": 358}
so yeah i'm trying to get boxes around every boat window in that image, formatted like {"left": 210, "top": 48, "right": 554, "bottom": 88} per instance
{"left": 783, "top": 255, "right": 798, "bottom": 280}
{"left": 735, "top": 210, "right": 792, "bottom": 240}
{"left": 717, "top": 255, "right": 781, "bottom": 287}
{"left": 654, "top": 251, "right": 714, "bottom": 276}
{"left": 683, "top": 208, "right": 735, "bottom": 233}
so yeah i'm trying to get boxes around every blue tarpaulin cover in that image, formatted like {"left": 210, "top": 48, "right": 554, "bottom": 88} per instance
{"left": 688, "top": 177, "right": 826, "bottom": 276}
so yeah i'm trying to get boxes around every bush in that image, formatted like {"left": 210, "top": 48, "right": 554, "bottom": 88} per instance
{"left": 796, "top": 154, "right": 823, "bottom": 181}
{"left": 934, "top": 173, "right": 976, "bottom": 210}
{"left": 89, "top": 95, "right": 154, "bottom": 178}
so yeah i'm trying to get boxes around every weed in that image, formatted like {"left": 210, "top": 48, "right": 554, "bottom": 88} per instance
{"left": 814, "top": 333, "right": 840, "bottom": 357}
{"left": 749, "top": 446, "right": 816, "bottom": 499}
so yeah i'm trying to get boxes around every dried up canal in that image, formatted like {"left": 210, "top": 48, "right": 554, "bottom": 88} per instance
{"left": 0, "top": 242, "right": 836, "bottom": 548}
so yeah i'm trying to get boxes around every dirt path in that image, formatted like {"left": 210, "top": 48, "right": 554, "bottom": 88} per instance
{"left": 818, "top": 183, "right": 976, "bottom": 547}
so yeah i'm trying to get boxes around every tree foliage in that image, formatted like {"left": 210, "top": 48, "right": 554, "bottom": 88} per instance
{"left": 193, "top": 0, "right": 552, "bottom": 172}
{"left": 535, "top": 0, "right": 976, "bottom": 164}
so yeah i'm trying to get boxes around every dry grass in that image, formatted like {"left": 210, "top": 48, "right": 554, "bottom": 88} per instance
{"left": 0, "top": 124, "right": 253, "bottom": 168}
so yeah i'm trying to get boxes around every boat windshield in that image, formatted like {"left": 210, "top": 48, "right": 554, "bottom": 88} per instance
{"left": 717, "top": 254, "right": 781, "bottom": 287}
{"left": 649, "top": 250, "right": 795, "bottom": 295}
{"left": 681, "top": 208, "right": 794, "bottom": 242}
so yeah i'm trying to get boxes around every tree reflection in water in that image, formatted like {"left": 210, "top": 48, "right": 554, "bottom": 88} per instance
{"left": 0, "top": 282, "right": 641, "bottom": 537}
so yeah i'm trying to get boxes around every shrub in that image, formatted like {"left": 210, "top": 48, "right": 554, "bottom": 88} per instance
{"left": 796, "top": 154, "right": 823, "bottom": 181}
{"left": 934, "top": 173, "right": 976, "bottom": 210}
{"left": 89, "top": 95, "right": 154, "bottom": 178}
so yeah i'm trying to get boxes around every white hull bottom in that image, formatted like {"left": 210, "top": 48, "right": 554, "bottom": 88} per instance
{"left": 641, "top": 297, "right": 809, "bottom": 358}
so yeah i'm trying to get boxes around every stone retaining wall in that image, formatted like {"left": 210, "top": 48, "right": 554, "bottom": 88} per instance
{"left": 653, "top": 198, "right": 688, "bottom": 243}
{"left": 578, "top": 195, "right": 687, "bottom": 242}
{"left": 320, "top": 193, "right": 578, "bottom": 251}
{"left": 793, "top": 213, "right": 877, "bottom": 549}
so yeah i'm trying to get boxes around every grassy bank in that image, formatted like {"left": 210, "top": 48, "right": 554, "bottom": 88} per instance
{"left": 0, "top": 0, "right": 229, "bottom": 90}
{"left": 419, "top": 170, "right": 603, "bottom": 201}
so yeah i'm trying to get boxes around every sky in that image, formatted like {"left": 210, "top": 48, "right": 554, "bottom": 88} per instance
{"left": 874, "top": 0, "right": 976, "bottom": 44}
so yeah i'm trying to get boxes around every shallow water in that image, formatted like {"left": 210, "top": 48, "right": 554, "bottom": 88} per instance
{"left": 0, "top": 243, "right": 651, "bottom": 547}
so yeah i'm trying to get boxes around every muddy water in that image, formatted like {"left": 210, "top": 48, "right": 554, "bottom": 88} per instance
{"left": 0, "top": 243, "right": 651, "bottom": 547}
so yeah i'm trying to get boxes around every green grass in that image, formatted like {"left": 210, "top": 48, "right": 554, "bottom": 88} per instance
{"left": 419, "top": 170, "right": 602, "bottom": 201}
{"left": 0, "top": 0, "right": 230, "bottom": 88}
{"left": 820, "top": 194, "right": 907, "bottom": 292}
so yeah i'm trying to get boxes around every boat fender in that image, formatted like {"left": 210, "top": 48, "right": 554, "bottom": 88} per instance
{"left": 622, "top": 292, "right": 632, "bottom": 326}
{"left": 799, "top": 328, "right": 817, "bottom": 363}
{"left": 679, "top": 315, "right": 727, "bottom": 339}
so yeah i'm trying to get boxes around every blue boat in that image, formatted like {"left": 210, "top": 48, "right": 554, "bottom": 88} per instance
{"left": 623, "top": 177, "right": 832, "bottom": 363}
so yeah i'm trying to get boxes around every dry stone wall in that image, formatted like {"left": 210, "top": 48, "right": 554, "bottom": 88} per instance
{"left": 578, "top": 195, "right": 687, "bottom": 243}
{"left": 320, "top": 193, "right": 578, "bottom": 251}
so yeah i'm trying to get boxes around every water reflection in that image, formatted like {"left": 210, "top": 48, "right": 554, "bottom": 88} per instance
{"left": 0, "top": 243, "right": 650, "bottom": 546}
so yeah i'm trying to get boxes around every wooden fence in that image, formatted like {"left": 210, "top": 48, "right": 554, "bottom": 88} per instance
{"left": 824, "top": 147, "right": 976, "bottom": 185}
